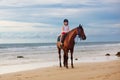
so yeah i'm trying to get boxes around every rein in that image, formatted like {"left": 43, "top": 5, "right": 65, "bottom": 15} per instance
{"left": 77, "top": 27, "right": 82, "bottom": 40}
{"left": 75, "top": 27, "right": 81, "bottom": 44}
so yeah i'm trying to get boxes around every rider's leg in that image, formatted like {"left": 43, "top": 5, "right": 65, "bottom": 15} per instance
{"left": 60, "top": 34, "right": 64, "bottom": 46}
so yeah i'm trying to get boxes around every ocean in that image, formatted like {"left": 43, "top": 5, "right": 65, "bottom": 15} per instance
{"left": 0, "top": 42, "right": 120, "bottom": 74}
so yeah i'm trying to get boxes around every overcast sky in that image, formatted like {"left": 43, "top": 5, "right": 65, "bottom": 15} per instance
{"left": 0, "top": 0, "right": 120, "bottom": 43}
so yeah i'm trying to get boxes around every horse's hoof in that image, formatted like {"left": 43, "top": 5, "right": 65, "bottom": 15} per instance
{"left": 66, "top": 66, "right": 69, "bottom": 69}
{"left": 60, "top": 64, "right": 62, "bottom": 67}
{"left": 71, "top": 66, "right": 74, "bottom": 68}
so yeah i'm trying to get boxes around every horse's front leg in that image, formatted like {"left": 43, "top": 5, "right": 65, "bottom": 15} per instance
{"left": 63, "top": 50, "right": 69, "bottom": 68}
{"left": 58, "top": 48, "right": 62, "bottom": 67}
{"left": 70, "top": 48, "right": 74, "bottom": 68}
{"left": 66, "top": 52, "right": 69, "bottom": 68}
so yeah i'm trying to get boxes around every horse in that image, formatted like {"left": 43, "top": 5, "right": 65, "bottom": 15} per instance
{"left": 57, "top": 24, "right": 86, "bottom": 68}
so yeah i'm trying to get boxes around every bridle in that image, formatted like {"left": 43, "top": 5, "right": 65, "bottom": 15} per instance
{"left": 77, "top": 27, "right": 82, "bottom": 40}
{"left": 76, "top": 24, "right": 86, "bottom": 42}
{"left": 75, "top": 27, "right": 81, "bottom": 44}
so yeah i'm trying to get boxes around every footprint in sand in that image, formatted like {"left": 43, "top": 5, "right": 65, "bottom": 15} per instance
{"left": 25, "top": 76, "right": 32, "bottom": 79}
{"left": 17, "top": 78, "right": 22, "bottom": 80}
{"left": 15, "top": 74, "right": 22, "bottom": 76}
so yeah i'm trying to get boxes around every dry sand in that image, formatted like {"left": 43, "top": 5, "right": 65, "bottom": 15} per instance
{"left": 0, "top": 60, "right": 120, "bottom": 80}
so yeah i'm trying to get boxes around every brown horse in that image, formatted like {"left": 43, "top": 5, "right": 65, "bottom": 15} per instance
{"left": 57, "top": 24, "right": 86, "bottom": 68}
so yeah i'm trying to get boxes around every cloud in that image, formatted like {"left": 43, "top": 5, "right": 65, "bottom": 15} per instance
{"left": 0, "top": 32, "right": 58, "bottom": 39}
{"left": 0, "top": 0, "right": 119, "bottom": 22}
{"left": 0, "top": 20, "right": 50, "bottom": 27}
{"left": 0, "top": 0, "right": 61, "bottom": 7}
{"left": 85, "top": 22, "right": 120, "bottom": 36}
{"left": 0, "top": 0, "right": 119, "bottom": 43}
{"left": 30, "top": 8, "right": 83, "bottom": 18}
{"left": 88, "top": 23, "right": 120, "bottom": 28}
{"left": 0, "top": 0, "right": 119, "bottom": 8}
{"left": 0, "top": 20, "right": 57, "bottom": 32}
{"left": 101, "top": 0, "right": 120, "bottom": 4}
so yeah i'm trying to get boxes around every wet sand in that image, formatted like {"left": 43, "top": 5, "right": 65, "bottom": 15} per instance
{"left": 0, "top": 60, "right": 120, "bottom": 80}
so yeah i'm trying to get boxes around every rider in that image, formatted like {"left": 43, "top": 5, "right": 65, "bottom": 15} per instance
{"left": 60, "top": 19, "right": 69, "bottom": 46}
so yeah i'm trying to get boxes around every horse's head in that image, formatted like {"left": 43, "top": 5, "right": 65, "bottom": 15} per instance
{"left": 77, "top": 24, "right": 86, "bottom": 40}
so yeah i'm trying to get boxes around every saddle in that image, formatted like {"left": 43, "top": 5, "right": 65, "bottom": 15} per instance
{"left": 57, "top": 33, "right": 67, "bottom": 43}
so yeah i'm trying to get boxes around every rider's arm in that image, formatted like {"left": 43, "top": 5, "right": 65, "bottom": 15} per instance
{"left": 62, "top": 26, "right": 64, "bottom": 32}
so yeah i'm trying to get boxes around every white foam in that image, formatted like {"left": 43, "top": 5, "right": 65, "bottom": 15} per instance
{"left": 0, "top": 61, "right": 57, "bottom": 75}
{"left": 74, "top": 56, "right": 119, "bottom": 63}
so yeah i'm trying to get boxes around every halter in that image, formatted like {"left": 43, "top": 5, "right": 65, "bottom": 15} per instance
{"left": 77, "top": 27, "right": 82, "bottom": 40}
{"left": 75, "top": 27, "right": 81, "bottom": 44}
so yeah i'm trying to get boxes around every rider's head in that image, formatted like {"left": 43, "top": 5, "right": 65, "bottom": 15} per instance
{"left": 63, "top": 19, "right": 69, "bottom": 26}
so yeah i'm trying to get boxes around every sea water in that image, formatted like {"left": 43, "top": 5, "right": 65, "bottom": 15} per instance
{"left": 0, "top": 42, "right": 120, "bottom": 74}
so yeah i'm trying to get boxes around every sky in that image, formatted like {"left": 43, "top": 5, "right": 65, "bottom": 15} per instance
{"left": 0, "top": 0, "right": 120, "bottom": 43}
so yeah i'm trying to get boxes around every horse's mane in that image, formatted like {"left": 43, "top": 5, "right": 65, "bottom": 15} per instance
{"left": 67, "top": 27, "right": 78, "bottom": 34}
{"left": 67, "top": 26, "right": 83, "bottom": 37}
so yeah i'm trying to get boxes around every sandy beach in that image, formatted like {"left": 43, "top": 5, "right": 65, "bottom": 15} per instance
{"left": 0, "top": 60, "right": 120, "bottom": 80}
{"left": 0, "top": 0, "right": 120, "bottom": 79}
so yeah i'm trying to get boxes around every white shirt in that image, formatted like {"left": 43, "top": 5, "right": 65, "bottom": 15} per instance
{"left": 62, "top": 25, "right": 69, "bottom": 33}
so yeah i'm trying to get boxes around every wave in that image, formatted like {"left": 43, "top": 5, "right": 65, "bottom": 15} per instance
{"left": 0, "top": 42, "right": 120, "bottom": 52}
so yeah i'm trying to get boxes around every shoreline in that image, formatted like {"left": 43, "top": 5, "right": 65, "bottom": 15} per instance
{"left": 0, "top": 60, "right": 120, "bottom": 80}
{"left": 0, "top": 56, "right": 119, "bottom": 75}
{"left": 0, "top": 42, "right": 120, "bottom": 79}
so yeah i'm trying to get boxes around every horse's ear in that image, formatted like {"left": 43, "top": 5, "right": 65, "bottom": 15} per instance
{"left": 79, "top": 24, "right": 82, "bottom": 27}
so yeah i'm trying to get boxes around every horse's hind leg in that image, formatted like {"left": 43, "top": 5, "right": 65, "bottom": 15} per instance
{"left": 58, "top": 48, "right": 62, "bottom": 67}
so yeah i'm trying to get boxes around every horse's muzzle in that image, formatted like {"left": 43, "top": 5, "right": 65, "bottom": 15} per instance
{"left": 83, "top": 36, "right": 86, "bottom": 40}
